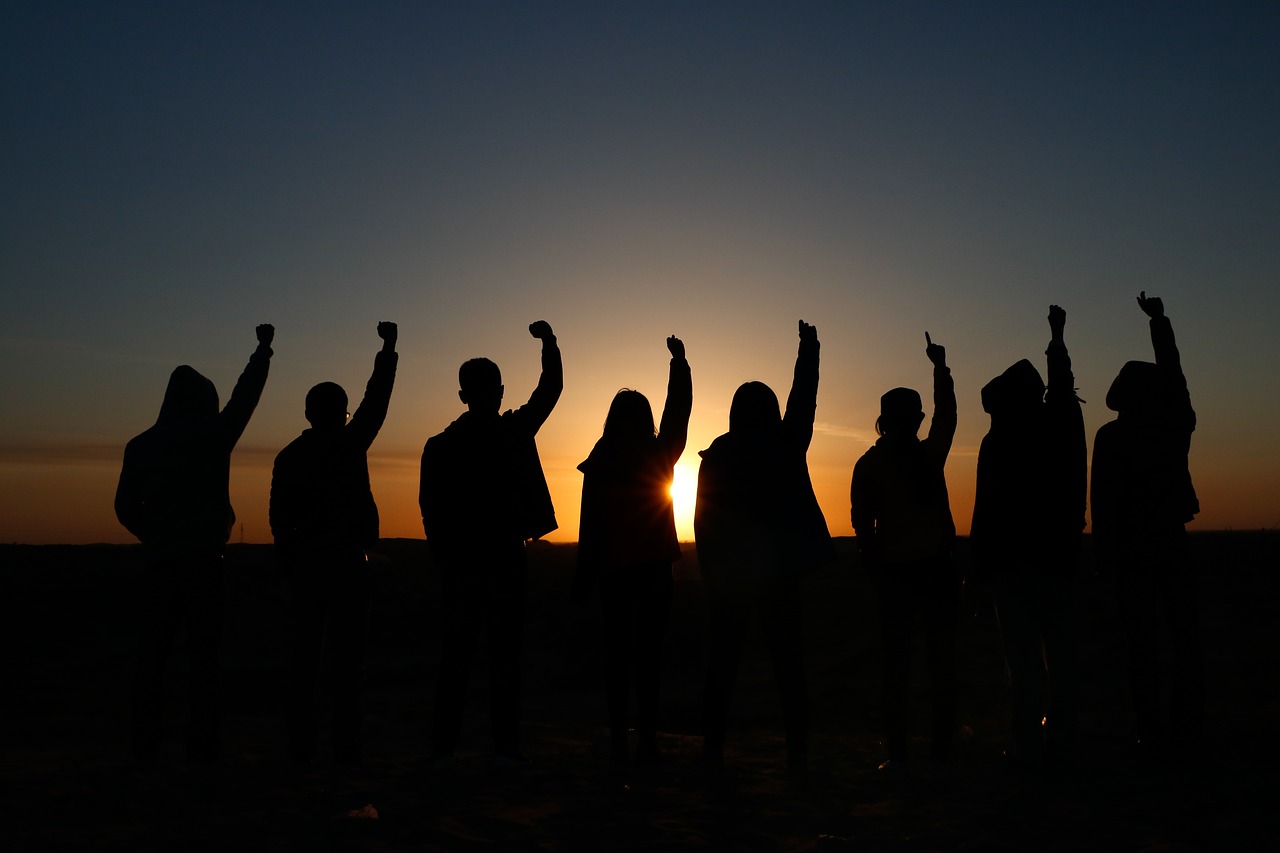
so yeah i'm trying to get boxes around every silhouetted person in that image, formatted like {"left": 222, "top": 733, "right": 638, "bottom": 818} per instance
{"left": 971, "top": 306, "right": 1086, "bottom": 769}
{"left": 270, "top": 322, "right": 398, "bottom": 765}
{"left": 1092, "top": 292, "right": 1202, "bottom": 759}
{"left": 696, "top": 321, "right": 831, "bottom": 771}
{"left": 575, "top": 335, "right": 692, "bottom": 765}
{"left": 420, "top": 320, "right": 562, "bottom": 766}
{"left": 850, "top": 332, "right": 958, "bottom": 770}
{"left": 114, "top": 324, "right": 274, "bottom": 762}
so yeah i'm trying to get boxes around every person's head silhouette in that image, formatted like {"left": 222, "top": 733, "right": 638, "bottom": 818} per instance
{"left": 603, "top": 389, "right": 656, "bottom": 443}
{"left": 981, "top": 359, "right": 1045, "bottom": 421}
{"left": 459, "top": 358, "right": 504, "bottom": 414}
{"left": 728, "top": 381, "right": 781, "bottom": 438}
{"left": 305, "top": 382, "right": 348, "bottom": 429}
{"left": 876, "top": 387, "right": 924, "bottom": 438}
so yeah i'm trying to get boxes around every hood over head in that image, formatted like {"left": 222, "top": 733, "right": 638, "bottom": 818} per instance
{"left": 981, "top": 359, "right": 1045, "bottom": 417}
{"left": 157, "top": 365, "right": 218, "bottom": 428}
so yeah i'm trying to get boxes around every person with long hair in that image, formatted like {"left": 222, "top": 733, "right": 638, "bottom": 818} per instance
{"left": 696, "top": 320, "right": 831, "bottom": 771}
{"left": 575, "top": 335, "right": 692, "bottom": 765}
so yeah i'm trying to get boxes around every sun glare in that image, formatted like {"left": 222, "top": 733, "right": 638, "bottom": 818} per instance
{"left": 670, "top": 460, "right": 699, "bottom": 541}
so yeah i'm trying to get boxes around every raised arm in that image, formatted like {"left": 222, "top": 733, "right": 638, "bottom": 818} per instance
{"left": 347, "top": 321, "right": 399, "bottom": 449}
{"left": 783, "top": 320, "right": 820, "bottom": 449}
{"left": 1044, "top": 305, "right": 1077, "bottom": 406}
{"left": 924, "top": 331, "right": 956, "bottom": 458}
{"left": 656, "top": 335, "right": 692, "bottom": 462}
{"left": 219, "top": 324, "right": 274, "bottom": 449}
{"left": 513, "top": 320, "right": 563, "bottom": 434}
{"left": 1044, "top": 306, "right": 1088, "bottom": 537}
{"left": 1138, "top": 292, "right": 1195, "bottom": 430}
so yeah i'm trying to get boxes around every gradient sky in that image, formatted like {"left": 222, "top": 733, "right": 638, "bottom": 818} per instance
{"left": 4, "top": 1, "right": 1278, "bottom": 545}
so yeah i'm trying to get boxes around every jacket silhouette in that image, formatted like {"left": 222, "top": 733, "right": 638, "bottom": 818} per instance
{"left": 971, "top": 312, "right": 1086, "bottom": 572}
{"left": 116, "top": 336, "right": 273, "bottom": 562}
{"left": 420, "top": 335, "right": 561, "bottom": 561}
{"left": 1092, "top": 309, "right": 1199, "bottom": 559}
{"left": 271, "top": 339, "right": 398, "bottom": 548}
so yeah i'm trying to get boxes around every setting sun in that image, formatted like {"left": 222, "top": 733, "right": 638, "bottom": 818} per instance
{"left": 670, "top": 459, "right": 699, "bottom": 542}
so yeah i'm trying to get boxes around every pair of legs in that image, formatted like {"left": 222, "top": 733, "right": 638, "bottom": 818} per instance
{"left": 874, "top": 556, "right": 960, "bottom": 763}
{"left": 282, "top": 545, "right": 371, "bottom": 763}
{"left": 599, "top": 561, "right": 673, "bottom": 760}
{"left": 1115, "top": 532, "right": 1204, "bottom": 754}
{"left": 132, "top": 551, "right": 224, "bottom": 762}
{"left": 703, "top": 572, "right": 808, "bottom": 763}
{"left": 430, "top": 543, "right": 528, "bottom": 760}
{"left": 993, "top": 567, "right": 1078, "bottom": 766}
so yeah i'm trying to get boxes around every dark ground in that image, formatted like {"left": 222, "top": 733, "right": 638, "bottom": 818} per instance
{"left": 4, "top": 532, "right": 1278, "bottom": 851}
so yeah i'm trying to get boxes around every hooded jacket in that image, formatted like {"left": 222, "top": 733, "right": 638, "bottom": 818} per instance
{"left": 849, "top": 363, "right": 957, "bottom": 564}
{"left": 576, "top": 355, "right": 691, "bottom": 588}
{"left": 420, "top": 338, "right": 562, "bottom": 562}
{"left": 270, "top": 348, "right": 398, "bottom": 550}
{"left": 1092, "top": 314, "right": 1199, "bottom": 558}
{"left": 970, "top": 342, "right": 1087, "bottom": 576}
{"left": 695, "top": 336, "right": 832, "bottom": 583}
{"left": 115, "top": 343, "right": 272, "bottom": 562}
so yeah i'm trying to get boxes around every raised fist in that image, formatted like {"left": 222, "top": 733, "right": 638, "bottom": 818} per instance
{"left": 528, "top": 320, "right": 555, "bottom": 341}
{"left": 1048, "top": 305, "right": 1066, "bottom": 337}
{"left": 256, "top": 324, "right": 275, "bottom": 346}
{"left": 377, "top": 321, "right": 398, "bottom": 343}
{"left": 666, "top": 335, "right": 685, "bottom": 360}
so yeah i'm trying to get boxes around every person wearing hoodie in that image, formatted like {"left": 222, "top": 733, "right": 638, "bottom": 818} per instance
{"left": 1092, "top": 292, "right": 1202, "bottom": 759}
{"left": 574, "top": 335, "right": 692, "bottom": 765}
{"left": 420, "top": 320, "right": 562, "bottom": 767}
{"left": 849, "top": 332, "right": 957, "bottom": 770}
{"left": 270, "top": 321, "right": 398, "bottom": 765}
{"left": 115, "top": 323, "right": 274, "bottom": 762}
{"left": 971, "top": 306, "right": 1086, "bottom": 769}
{"left": 695, "top": 320, "right": 831, "bottom": 771}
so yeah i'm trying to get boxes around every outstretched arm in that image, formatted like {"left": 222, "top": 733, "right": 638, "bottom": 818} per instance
{"left": 1044, "top": 306, "right": 1087, "bottom": 533}
{"left": 924, "top": 331, "right": 956, "bottom": 457}
{"left": 783, "top": 320, "right": 820, "bottom": 449}
{"left": 657, "top": 335, "right": 692, "bottom": 462}
{"left": 516, "top": 320, "right": 563, "bottom": 434}
{"left": 220, "top": 324, "right": 274, "bottom": 449}
{"left": 348, "top": 321, "right": 399, "bottom": 449}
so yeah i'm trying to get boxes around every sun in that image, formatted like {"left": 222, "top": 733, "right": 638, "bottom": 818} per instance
{"left": 669, "top": 459, "right": 699, "bottom": 542}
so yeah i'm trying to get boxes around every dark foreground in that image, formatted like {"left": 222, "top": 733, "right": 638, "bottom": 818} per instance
{"left": 5, "top": 533, "right": 1277, "bottom": 851}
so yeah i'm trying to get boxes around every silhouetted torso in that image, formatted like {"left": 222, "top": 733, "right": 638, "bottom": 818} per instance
{"left": 116, "top": 349, "right": 271, "bottom": 561}
{"left": 971, "top": 343, "right": 1086, "bottom": 572}
{"left": 271, "top": 349, "right": 397, "bottom": 548}
{"left": 420, "top": 342, "right": 562, "bottom": 561}
{"left": 578, "top": 358, "right": 691, "bottom": 574}
{"left": 695, "top": 336, "right": 831, "bottom": 580}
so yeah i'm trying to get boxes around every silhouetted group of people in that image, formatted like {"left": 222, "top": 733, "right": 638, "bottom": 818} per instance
{"left": 116, "top": 295, "right": 1201, "bottom": 776}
